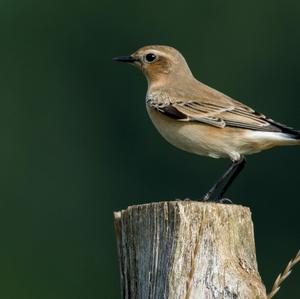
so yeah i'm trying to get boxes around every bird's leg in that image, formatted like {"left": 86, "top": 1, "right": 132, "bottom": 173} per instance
{"left": 217, "top": 157, "right": 246, "bottom": 202}
{"left": 203, "top": 157, "right": 245, "bottom": 201}
{"left": 203, "top": 162, "right": 240, "bottom": 201}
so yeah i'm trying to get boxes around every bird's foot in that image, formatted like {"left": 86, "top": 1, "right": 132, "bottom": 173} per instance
{"left": 202, "top": 192, "right": 212, "bottom": 202}
{"left": 176, "top": 195, "right": 232, "bottom": 203}
{"left": 174, "top": 197, "right": 191, "bottom": 201}
{"left": 218, "top": 198, "right": 233, "bottom": 204}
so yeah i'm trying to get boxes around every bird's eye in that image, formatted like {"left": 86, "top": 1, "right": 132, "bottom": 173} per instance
{"left": 145, "top": 53, "right": 157, "bottom": 63}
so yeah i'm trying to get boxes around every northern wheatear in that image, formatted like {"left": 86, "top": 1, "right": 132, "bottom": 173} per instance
{"left": 113, "top": 45, "right": 300, "bottom": 202}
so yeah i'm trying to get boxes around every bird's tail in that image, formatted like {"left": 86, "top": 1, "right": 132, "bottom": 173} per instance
{"left": 267, "top": 119, "right": 300, "bottom": 144}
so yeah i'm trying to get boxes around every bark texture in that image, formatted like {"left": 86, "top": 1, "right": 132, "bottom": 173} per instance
{"left": 114, "top": 201, "right": 267, "bottom": 299}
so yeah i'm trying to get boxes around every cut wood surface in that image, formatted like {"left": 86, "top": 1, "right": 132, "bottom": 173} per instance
{"left": 114, "top": 201, "right": 267, "bottom": 299}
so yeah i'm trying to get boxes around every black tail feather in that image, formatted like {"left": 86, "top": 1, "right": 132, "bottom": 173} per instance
{"left": 267, "top": 118, "right": 300, "bottom": 139}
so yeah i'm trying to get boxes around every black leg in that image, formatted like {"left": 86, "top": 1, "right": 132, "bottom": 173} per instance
{"left": 203, "top": 157, "right": 246, "bottom": 201}
{"left": 217, "top": 158, "right": 246, "bottom": 201}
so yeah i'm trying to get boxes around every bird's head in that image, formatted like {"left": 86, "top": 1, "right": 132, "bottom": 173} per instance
{"left": 113, "top": 45, "right": 194, "bottom": 88}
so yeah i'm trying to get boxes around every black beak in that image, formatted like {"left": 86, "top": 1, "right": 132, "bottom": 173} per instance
{"left": 112, "top": 55, "right": 137, "bottom": 63}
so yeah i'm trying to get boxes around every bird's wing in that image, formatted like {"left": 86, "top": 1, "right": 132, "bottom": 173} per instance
{"left": 174, "top": 100, "right": 275, "bottom": 130}
{"left": 148, "top": 95, "right": 298, "bottom": 134}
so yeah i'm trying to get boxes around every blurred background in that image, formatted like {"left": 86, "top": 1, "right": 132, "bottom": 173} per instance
{"left": 0, "top": 0, "right": 299, "bottom": 298}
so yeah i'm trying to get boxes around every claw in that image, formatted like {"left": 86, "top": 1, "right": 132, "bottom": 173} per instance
{"left": 218, "top": 198, "right": 233, "bottom": 204}
{"left": 174, "top": 198, "right": 191, "bottom": 201}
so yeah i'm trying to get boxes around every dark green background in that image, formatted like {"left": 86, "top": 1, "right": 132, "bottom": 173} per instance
{"left": 1, "top": 0, "right": 299, "bottom": 298}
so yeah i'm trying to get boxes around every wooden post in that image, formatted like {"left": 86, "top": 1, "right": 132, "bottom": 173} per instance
{"left": 114, "top": 201, "right": 267, "bottom": 299}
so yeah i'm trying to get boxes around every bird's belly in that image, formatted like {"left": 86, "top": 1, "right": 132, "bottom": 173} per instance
{"left": 147, "top": 107, "right": 235, "bottom": 159}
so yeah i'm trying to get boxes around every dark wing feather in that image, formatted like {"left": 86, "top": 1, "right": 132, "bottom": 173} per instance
{"left": 160, "top": 105, "right": 187, "bottom": 119}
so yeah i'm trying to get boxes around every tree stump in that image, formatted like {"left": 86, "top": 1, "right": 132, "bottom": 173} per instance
{"left": 114, "top": 201, "right": 267, "bottom": 299}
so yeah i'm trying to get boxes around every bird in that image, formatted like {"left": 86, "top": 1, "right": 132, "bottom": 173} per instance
{"left": 113, "top": 45, "right": 300, "bottom": 202}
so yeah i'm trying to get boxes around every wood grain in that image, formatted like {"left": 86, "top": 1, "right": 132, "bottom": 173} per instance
{"left": 114, "top": 201, "right": 267, "bottom": 299}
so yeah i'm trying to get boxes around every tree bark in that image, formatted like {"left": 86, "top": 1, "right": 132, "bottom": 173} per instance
{"left": 114, "top": 201, "right": 267, "bottom": 299}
